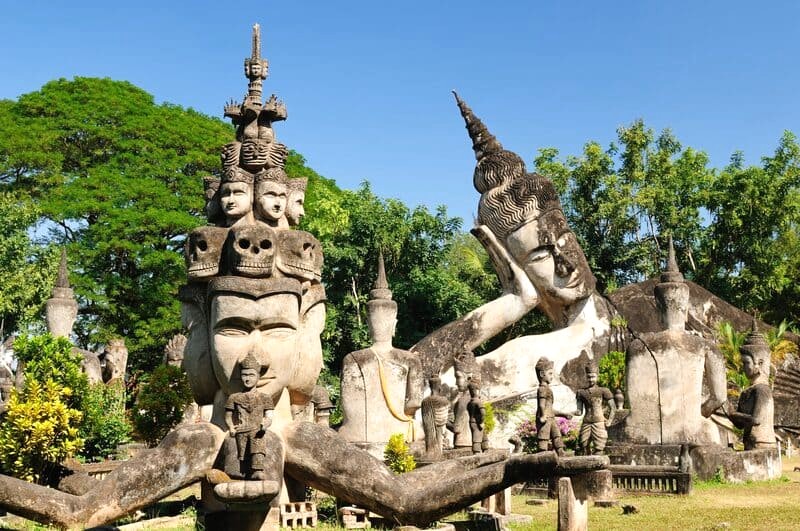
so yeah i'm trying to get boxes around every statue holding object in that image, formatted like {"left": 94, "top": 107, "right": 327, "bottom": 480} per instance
{"left": 574, "top": 360, "right": 615, "bottom": 455}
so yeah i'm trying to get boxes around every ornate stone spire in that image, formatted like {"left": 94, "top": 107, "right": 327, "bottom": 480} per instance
{"left": 452, "top": 91, "right": 503, "bottom": 161}
{"left": 46, "top": 248, "right": 78, "bottom": 338}
{"left": 743, "top": 316, "right": 769, "bottom": 352}
{"left": 244, "top": 23, "right": 269, "bottom": 107}
{"left": 369, "top": 251, "right": 393, "bottom": 301}
{"left": 660, "top": 235, "right": 684, "bottom": 283}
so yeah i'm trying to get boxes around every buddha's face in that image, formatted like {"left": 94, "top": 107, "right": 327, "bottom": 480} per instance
{"left": 366, "top": 301, "right": 397, "bottom": 343}
{"left": 286, "top": 190, "right": 306, "bottom": 226}
{"left": 505, "top": 210, "right": 595, "bottom": 307}
{"left": 742, "top": 354, "right": 763, "bottom": 381}
{"left": 210, "top": 292, "right": 300, "bottom": 402}
{"left": 256, "top": 181, "right": 287, "bottom": 222}
{"left": 220, "top": 182, "right": 253, "bottom": 220}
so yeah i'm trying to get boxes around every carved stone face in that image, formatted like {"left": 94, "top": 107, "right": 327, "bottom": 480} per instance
{"left": 240, "top": 139, "right": 270, "bottom": 172}
{"left": 586, "top": 371, "right": 598, "bottom": 387}
{"left": 366, "top": 299, "right": 397, "bottom": 343}
{"left": 241, "top": 367, "right": 259, "bottom": 390}
{"left": 185, "top": 226, "right": 229, "bottom": 280}
{"left": 286, "top": 190, "right": 306, "bottom": 226}
{"left": 505, "top": 210, "right": 595, "bottom": 307}
{"left": 536, "top": 367, "right": 554, "bottom": 385}
{"left": 455, "top": 371, "right": 468, "bottom": 392}
{"left": 256, "top": 181, "right": 287, "bottom": 222}
{"left": 275, "top": 231, "right": 322, "bottom": 281}
{"left": 221, "top": 142, "right": 241, "bottom": 170}
{"left": 210, "top": 292, "right": 300, "bottom": 402}
{"left": 220, "top": 182, "right": 253, "bottom": 223}
{"left": 226, "top": 224, "right": 275, "bottom": 277}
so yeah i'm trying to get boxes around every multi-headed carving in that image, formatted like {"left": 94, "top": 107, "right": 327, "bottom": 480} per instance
{"left": 226, "top": 223, "right": 276, "bottom": 277}
{"left": 275, "top": 230, "right": 323, "bottom": 282}
{"left": 185, "top": 226, "right": 229, "bottom": 281}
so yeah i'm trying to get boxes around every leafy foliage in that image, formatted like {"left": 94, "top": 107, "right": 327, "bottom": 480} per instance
{"left": 598, "top": 351, "right": 626, "bottom": 391}
{"left": 79, "top": 381, "right": 131, "bottom": 461}
{"left": 483, "top": 401, "right": 496, "bottom": 434}
{"left": 0, "top": 193, "right": 57, "bottom": 333}
{"left": 132, "top": 364, "right": 193, "bottom": 446}
{"left": 13, "top": 334, "right": 87, "bottom": 410}
{"left": 383, "top": 433, "right": 416, "bottom": 474}
{"left": 0, "top": 380, "right": 83, "bottom": 483}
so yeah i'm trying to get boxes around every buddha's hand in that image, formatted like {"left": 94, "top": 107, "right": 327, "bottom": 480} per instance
{"left": 471, "top": 225, "right": 539, "bottom": 307}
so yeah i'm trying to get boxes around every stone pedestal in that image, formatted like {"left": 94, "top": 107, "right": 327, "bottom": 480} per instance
{"left": 557, "top": 477, "right": 587, "bottom": 531}
{"left": 480, "top": 486, "right": 511, "bottom": 516}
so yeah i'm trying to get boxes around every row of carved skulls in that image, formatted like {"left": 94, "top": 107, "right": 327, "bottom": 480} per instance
{"left": 185, "top": 223, "right": 322, "bottom": 283}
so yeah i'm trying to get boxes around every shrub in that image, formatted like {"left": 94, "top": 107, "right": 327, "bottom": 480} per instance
{"left": 384, "top": 433, "right": 416, "bottom": 473}
{"left": 79, "top": 381, "right": 132, "bottom": 461}
{"left": 13, "top": 334, "right": 88, "bottom": 409}
{"left": 598, "top": 350, "right": 625, "bottom": 391}
{"left": 514, "top": 416, "right": 580, "bottom": 453}
{"left": 132, "top": 365, "right": 193, "bottom": 446}
{"left": 483, "top": 401, "right": 496, "bottom": 434}
{"left": 0, "top": 380, "right": 83, "bottom": 483}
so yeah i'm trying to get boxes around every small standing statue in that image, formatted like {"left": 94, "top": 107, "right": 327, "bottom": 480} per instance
{"left": 467, "top": 381, "right": 486, "bottom": 453}
{"left": 729, "top": 321, "right": 777, "bottom": 450}
{"left": 225, "top": 352, "right": 275, "bottom": 479}
{"left": 535, "top": 356, "right": 572, "bottom": 456}
{"left": 421, "top": 376, "right": 450, "bottom": 460}
{"left": 575, "top": 360, "right": 615, "bottom": 455}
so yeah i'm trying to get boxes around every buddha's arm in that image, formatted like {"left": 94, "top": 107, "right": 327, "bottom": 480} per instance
{"left": 405, "top": 360, "right": 424, "bottom": 415}
{"left": 0, "top": 423, "right": 225, "bottom": 529}
{"left": 702, "top": 347, "right": 727, "bottom": 417}
{"left": 412, "top": 226, "right": 538, "bottom": 368}
{"left": 283, "top": 421, "right": 605, "bottom": 527}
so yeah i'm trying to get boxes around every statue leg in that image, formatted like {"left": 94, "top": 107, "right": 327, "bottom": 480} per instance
{"left": 283, "top": 421, "right": 604, "bottom": 527}
{"left": 0, "top": 423, "right": 225, "bottom": 529}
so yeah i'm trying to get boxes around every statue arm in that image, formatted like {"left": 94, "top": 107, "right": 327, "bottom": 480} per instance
{"left": 283, "top": 421, "right": 606, "bottom": 527}
{"left": 404, "top": 361, "right": 424, "bottom": 415}
{"left": 702, "top": 348, "right": 727, "bottom": 417}
{"left": 605, "top": 399, "right": 616, "bottom": 427}
{"left": 411, "top": 226, "right": 538, "bottom": 369}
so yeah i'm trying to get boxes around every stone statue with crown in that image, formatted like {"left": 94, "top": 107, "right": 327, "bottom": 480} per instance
{"left": 338, "top": 253, "right": 424, "bottom": 458}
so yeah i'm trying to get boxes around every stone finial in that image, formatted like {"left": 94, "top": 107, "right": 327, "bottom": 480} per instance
{"left": 369, "top": 251, "right": 393, "bottom": 301}
{"left": 660, "top": 235, "right": 684, "bottom": 283}
{"left": 46, "top": 248, "right": 78, "bottom": 338}
{"left": 56, "top": 248, "right": 70, "bottom": 288}
{"left": 452, "top": 91, "right": 503, "bottom": 161}
{"left": 240, "top": 350, "right": 261, "bottom": 372}
{"left": 742, "top": 316, "right": 770, "bottom": 359}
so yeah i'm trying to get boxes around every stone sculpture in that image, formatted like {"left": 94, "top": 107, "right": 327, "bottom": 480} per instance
{"left": 729, "top": 322, "right": 776, "bottom": 450}
{"left": 421, "top": 376, "right": 451, "bottom": 460}
{"left": 285, "top": 177, "right": 307, "bottom": 227}
{"left": 338, "top": 253, "right": 423, "bottom": 457}
{"left": 254, "top": 168, "right": 289, "bottom": 228}
{"left": 0, "top": 27, "right": 609, "bottom": 530}
{"left": 225, "top": 352, "right": 277, "bottom": 480}
{"left": 536, "top": 356, "right": 573, "bottom": 455}
{"left": 45, "top": 249, "right": 78, "bottom": 339}
{"left": 467, "top": 381, "right": 486, "bottom": 453}
{"left": 163, "top": 334, "right": 187, "bottom": 367}
{"left": 622, "top": 237, "right": 726, "bottom": 444}
{"left": 100, "top": 338, "right": 128, "bottom": 383}
{"left": 574, "top": 361, "right": 615, "bottom": 455}
{"left": 447, "top": 360, "right": 473, "bottom": 449}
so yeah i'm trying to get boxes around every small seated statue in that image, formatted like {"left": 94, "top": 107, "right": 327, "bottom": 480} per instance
{"left": 225, "top": 352, "right": 276, "bottom": 480}
{"left": 536, "top": 356, "right": 572, "bottom": 455}
{"left": 729, "top": 323, "right": 776, "bottom": 450}
{"left": 467, "top": 381, "right": 486, "bottom": 453}
{"left": 575, "top": 361, "right": 615, "bottom": 455}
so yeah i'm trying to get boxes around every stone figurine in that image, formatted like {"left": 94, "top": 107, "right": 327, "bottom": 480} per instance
{"left": 467, "top": 381, "right": 486, "bottom": 453}
{"left": 729, "top": 322, "right": 777, "bottom": 450}
{"left": 421, "top": 376, "right": 450, "bottom": 460}
{"left": 622, "top": 237, "right": 726, "bottom": 444}
{"left": 225, "top": 352, "right": 276, "bottom": 480}
{"left": 338, "top": 253, "right": 424, "bottom": 457}
{"left": 0, "top": 28, "right": 608, "bottom": 530}
{"left": 535, "top": 357, "right": 572, "bottom": 456}
{"left": 447, "top": 363, "right": 473, "bottom": 449}
{"left": 574, "top": 361, "right": 615, "bottom": 455}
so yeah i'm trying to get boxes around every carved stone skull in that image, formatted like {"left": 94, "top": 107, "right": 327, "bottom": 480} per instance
{"left": 185, "top": 226, "right": 229, "bottom": 281}
{"left": 276, "top": 230, "right": 323, "bottom": 282}
{"left": 240, "top": 139, "right": 270, "bottom": 172}
{"left": 226, "top": 223, "right": 276, "bottom": 277}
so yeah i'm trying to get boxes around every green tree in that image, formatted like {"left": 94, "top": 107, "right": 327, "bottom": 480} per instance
{"left": 0, "top": 193, "right": 56, "bottom": 333}
{"left": 132, "top": 364, "right": 193, "bottom": 446}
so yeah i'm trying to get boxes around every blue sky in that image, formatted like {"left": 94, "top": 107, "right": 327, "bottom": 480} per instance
{"left": 2, "top": 1, "right": 798, "bottom": 226}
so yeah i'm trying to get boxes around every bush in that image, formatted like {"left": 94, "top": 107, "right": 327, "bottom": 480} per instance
{"left": 0, "top": 380, "right": 83, "bottom": 483}
{"left": 132, "top": 365, "right": 193, "bottom": 446}
{"left": 514, "top": 416, "right": 580, "bottom": 453}
{"left": 13, "top": 334, "right": 88, "bottom": 409}
{"left": 598, "top": 350, "right": 625, "bottom": 391}
{"left": 483, "top": 401, "right": 496, "bottom": 434}
{"left": 79, "top": 381, "right": 132, "bottom": 461}
{"left": 383, "top": 433, "right": 416, "bottom": 474}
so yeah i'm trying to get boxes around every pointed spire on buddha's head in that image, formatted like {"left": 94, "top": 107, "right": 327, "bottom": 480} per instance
{"left": 453, "top": 91, "right": 503, "bottom": 162}
{"left": 369, "top": 251, "right": 392, "bottom": 301}
{"left": 660, "top": 235, "right": 684, "bottom": 283}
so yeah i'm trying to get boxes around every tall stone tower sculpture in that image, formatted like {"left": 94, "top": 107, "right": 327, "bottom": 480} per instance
{"left": 45, "top": 249, "right": 78, "bottom": 338}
